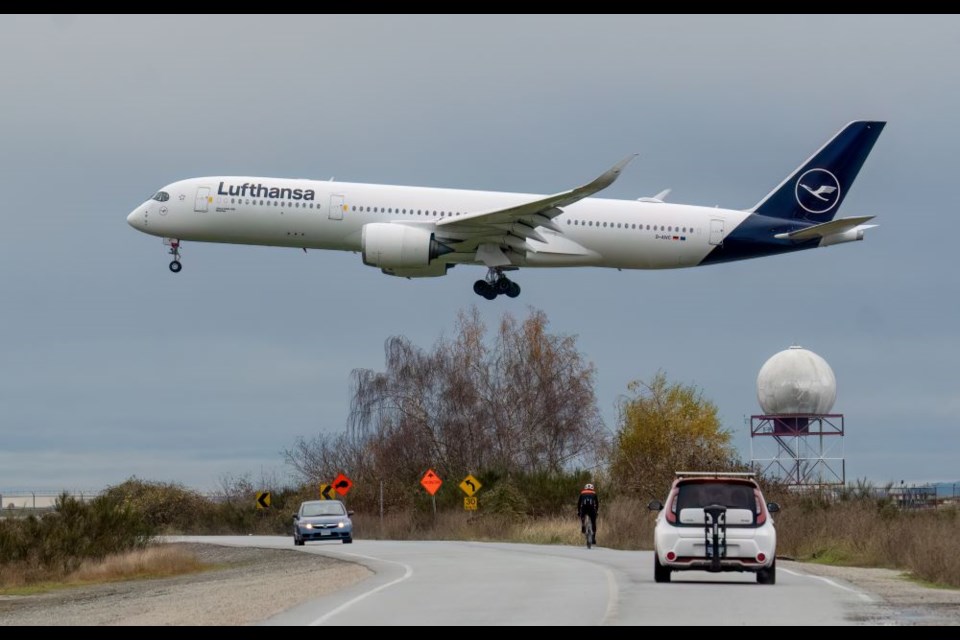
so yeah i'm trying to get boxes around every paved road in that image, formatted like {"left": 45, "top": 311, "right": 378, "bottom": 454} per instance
{"left": 173, "top": 536, "right": 876, "bottom": 625}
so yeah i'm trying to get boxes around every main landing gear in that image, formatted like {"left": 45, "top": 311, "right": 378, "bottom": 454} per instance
{"left": 166, "top": 239, "right": 182, "bottom": 273}
{"left": 473, "top": 267, "right": 521, "bottom": 300}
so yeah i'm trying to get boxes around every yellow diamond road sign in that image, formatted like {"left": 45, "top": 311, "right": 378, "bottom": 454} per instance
{"left": 464, "top": 496, "right": 478, "bottom": 511}
{"left": 459, "top": 474, "right": 482, "bottom": 497}
{"left": 319, "top": 484, "right": 336, "bottom": 500}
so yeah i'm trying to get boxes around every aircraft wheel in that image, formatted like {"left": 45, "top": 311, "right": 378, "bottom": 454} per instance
{"left": 169, "top": 260, "right": 182, "bottom": 273}
{"left": 506, "top": 282, "right": 521, "bottom": 298}
{"left": 474, "top": 280, "right": 497, "bottom": 300}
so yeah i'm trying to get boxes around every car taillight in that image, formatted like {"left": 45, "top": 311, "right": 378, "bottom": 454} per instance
{"left": 666, "top": 551, "right": 677, "bottom": 561}
{"left": 665, "top": 491, "right": 678, "bottom": 524}
{"left": 754, "top": 488, "right": 766, "bottom": 525}
{"left": 756, "top": 552, "right": 766, "bottom": 563}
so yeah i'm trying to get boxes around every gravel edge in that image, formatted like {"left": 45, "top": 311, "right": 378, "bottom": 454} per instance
{"left": 0, "top": 543, "right": 373, "bottom": 626}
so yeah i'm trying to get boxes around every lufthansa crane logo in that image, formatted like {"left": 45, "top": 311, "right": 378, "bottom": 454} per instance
{"left": 795, "top": 168, "right": 841, "bottom": 215}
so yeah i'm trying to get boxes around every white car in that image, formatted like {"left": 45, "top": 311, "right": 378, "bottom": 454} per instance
{"left": 648, "top": 472, "right": 779, "bottom": 584}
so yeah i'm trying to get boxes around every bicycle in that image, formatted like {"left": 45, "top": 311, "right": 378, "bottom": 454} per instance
{"left": 583, "top": 515, "right": 594, "bottom": 549}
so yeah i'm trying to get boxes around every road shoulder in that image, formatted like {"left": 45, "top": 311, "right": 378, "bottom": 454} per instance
{"left": 781, "top": 560, "right": 960, "bottom": 625}
{"left": 0, "top": 542, "right": 372, "bottom": 626}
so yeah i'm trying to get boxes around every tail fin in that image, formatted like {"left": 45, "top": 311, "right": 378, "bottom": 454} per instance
{"left": 751, "top": 120, "right": 885, "bottom": 221}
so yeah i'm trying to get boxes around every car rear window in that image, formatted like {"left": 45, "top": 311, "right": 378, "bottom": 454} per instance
{"left": 676, "top": 482, "right": 756, "bottom": 512}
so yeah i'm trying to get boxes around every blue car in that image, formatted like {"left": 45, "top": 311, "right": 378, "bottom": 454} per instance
{"left": 293, "top": 499, "right": 353, "bottom": 545}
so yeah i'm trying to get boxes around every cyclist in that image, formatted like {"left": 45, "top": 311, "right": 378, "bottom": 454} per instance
{"left": 578, "top": 483, "right": 600, "bottom": 545}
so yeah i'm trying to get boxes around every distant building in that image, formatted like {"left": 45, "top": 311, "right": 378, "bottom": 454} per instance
{"left": 889, "top": 484, "right": 937, "bottom": 509}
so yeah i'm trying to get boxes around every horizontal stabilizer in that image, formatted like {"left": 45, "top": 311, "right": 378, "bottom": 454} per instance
{"left": 774, "top": 216, "right": 875, "bottom": 241}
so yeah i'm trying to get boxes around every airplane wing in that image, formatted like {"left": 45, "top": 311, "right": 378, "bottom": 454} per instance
{"left": 434, "top": 155, "right": 636, "bottom": 262}
{"left": 773, "top": 216, "right": 875, "bottom": 241}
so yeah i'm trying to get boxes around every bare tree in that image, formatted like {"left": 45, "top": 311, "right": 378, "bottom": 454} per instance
{"left": 284, "top": 306, "right": 606, "bottom": 509}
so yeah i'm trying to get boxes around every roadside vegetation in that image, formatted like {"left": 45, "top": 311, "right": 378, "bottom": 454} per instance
{"left": 1, "top": 546, "right": 209, "bottom": 594}
{"left": 0, "top": 491, "right": 154, "bottom": 590}
{"left": 768, "top": 486, "right": 960, "bottom": 587}
{"left": 4, "top": 306, "right": 957, "bottom": 590}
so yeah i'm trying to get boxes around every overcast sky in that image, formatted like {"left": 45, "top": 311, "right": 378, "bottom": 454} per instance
{"left": 1, "top": 15, "right": 957, "bottom": 494}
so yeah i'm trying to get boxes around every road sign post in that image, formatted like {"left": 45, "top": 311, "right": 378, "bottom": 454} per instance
{"left": 420, "top": 469, "right": 442, "bottom": 518}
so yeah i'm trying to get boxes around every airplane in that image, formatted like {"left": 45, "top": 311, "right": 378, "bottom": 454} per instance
{"left": 126, "top": 120, "right": 885, "bottom": 299}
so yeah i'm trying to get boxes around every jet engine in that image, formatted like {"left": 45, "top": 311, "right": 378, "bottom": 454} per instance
{"left": 361, "top": 223, "right": 453, "bottom": 269}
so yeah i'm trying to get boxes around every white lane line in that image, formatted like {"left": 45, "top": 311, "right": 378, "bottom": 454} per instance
{"left": 601, "top": 567, "right": 620, "bottom": 625}
{"left": 781, "top": 567, "right": 875, "bottom": 602}
{"left": 308, "top": 551, "right": 414, "bottom": 626}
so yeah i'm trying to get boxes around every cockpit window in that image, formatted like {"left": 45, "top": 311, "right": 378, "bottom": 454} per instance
{"left": 152, "top": 191, "right": 170, "bottom": 202}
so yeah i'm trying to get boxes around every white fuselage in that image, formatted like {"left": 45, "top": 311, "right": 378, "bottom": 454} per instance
{"left": 127, "top": 176, "right": 751, "bottom": 270}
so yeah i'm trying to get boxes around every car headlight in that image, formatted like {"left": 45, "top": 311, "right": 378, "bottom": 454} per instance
{"left": 337, "top": 522, "right": 345, "bottom": 528}
{"left": 304, "top": 523, "right": 313, "bottom": 529}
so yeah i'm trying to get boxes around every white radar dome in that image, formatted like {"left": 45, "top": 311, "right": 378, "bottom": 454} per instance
{"left": 757, "top": 346, "right": 836, "bottom": 415}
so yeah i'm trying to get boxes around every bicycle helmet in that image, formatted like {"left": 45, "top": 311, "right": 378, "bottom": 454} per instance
{"left": 585, "top": 483, "right": 594, "bottom": 490}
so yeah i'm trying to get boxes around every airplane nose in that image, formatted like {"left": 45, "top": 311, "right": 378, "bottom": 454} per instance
{"left": 127, "top": 208, "right": 143, "bottom": 230}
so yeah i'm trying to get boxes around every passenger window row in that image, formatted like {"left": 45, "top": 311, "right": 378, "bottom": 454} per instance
{"left": 567, "top": 219, "right": 694, "bottom": 233}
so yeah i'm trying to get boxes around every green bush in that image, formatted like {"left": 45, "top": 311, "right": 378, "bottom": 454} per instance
{"left": 0, "top": 492, "right": 153, "bottom": 574}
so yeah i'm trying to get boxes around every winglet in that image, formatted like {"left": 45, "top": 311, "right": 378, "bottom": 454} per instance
{"left": 590, "top": 154, "right": 638, "bottom": 192}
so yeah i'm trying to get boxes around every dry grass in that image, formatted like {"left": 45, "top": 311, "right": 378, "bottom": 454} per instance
{"left": 67, "top": 545, "right": 207, "bottom": 584}
{"left": 776, "top": 499, "right": 960, "bottom": 587}
{"left": 353, "top": 496, "right": 656, "bottom": 549}
{"left": 0, "top": 545, "right": 210, "bottom": 593}
{"left": 0, "top": 563, "right": 54, "bottom": 592}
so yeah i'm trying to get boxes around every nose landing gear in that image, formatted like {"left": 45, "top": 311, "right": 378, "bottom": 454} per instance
{"left": 165, "top": 239, "right": 182, "bottom": 273}
{"left": 473, "top": 267, "right": 520, "bottom": 300}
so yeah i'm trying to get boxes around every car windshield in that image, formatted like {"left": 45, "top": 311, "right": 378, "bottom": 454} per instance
{"left": 677, "top": 482, "right": 756, "bottom": 511}
{"left": 301, "top": 502, "right": 346, "bottom": 517}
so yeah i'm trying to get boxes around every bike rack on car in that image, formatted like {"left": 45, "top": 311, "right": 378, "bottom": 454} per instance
{"left": 703, "top": 504, "right": 728, "bottom": 572}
